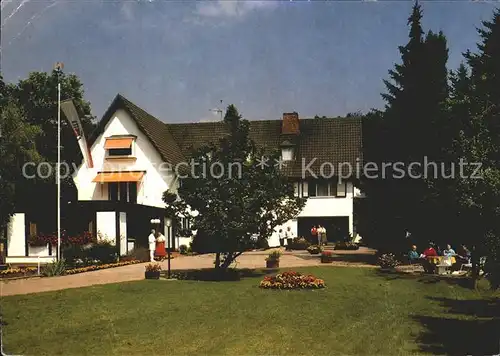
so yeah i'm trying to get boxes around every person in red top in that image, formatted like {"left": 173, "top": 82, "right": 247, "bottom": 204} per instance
{"left": 422, "top": 243, "right": 438, "bottom": 257}
{"left": 310, "top": 226, "right": 317, "bottom": 244}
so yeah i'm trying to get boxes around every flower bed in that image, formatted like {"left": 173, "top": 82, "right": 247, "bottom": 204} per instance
{"left": 0, "top": 267, "right": 38, "bottom": 279}
{"left": 259, "top": 271, "right": 325, "bottom": 290}
{"left": 65, "top": 260, "right": 142, "bottom": 275}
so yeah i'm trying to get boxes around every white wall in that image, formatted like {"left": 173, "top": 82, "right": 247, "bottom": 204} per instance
{"left": 7, "top": 213, "right": 25, "bottom": 256}
{"left": 119, "top": 212, "right": 127, "bottom": 255}
{"left": 28, "top": 245, "right": 51, "bottom": 257}
{"left": 96, "top": 211, "right": 116, "bottom": 244}
{"left": 73, "top": 109, "right": 176, "bottom": 208}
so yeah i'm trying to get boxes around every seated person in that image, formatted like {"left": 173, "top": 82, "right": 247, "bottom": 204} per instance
{"left": 408, "top": 245, "right": 420, "bottom": 263}
{"left": 457, "top": 244, "right": 471, "bottom": 262}
{"left": 421, "top": 243, "right": 438, "bottom": 258}
{"left": 443, "top": 244, "right": 456, "bottom": 256}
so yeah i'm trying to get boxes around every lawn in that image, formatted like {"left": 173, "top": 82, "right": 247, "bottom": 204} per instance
{"left": 2, "top": 267, "right": 499, "bottom": 355}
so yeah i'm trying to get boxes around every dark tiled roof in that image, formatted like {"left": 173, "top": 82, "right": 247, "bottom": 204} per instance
{"left": 168, "top": 118, "right": 363, "bottom": 178}
{"left": 85, "top": 94, "right": 363, "bottom": 178}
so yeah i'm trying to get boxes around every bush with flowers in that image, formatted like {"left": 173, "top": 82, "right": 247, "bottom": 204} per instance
{"left": 260, "top": 271, "right": 325, "bottom": 290}
{"left": 320, "top": 250, "right": 335, "bottom": 263}
{"left": 65, "top": 260, "right": 141, "bottom": 275}
{"left": 377, "top": 253, "right": 401, "bottom": 269}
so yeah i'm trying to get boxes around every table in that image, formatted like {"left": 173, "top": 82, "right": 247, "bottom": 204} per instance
{"left": 426, "top": 256, "right": 456, "bottom": 274}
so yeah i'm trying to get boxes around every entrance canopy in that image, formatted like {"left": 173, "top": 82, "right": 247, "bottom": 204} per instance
{"left": 92, "top": 171, "right": 145, "bottom": 183}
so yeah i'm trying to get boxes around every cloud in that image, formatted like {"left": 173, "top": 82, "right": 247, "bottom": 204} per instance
{"left": 193, "top": 0, "right": 276, "bottom": 20}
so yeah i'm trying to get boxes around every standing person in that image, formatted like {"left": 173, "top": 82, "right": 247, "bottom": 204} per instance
{"left": 316, "top": 225, "right": 323, "bottom": 246}
{"left": 278, "top": 229, "right": 285, "bottom": 247}
{"left": 322, "top": 225, "right": 328, "bottom": 245}
{"left": 155, "top": 232, "right": 166, "bottom": 261}
{"left": 319, "top": 225, "right": 326, "bottom": 246}
{"left": 310, "top": 225, "right": 317, "bottom": 244}
{"left": 148, "top": 229, "right": 156, "bottom": 262}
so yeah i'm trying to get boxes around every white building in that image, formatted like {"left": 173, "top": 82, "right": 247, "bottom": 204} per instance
{"left": 4, "top": 94, "right": 363, "bottom": 263}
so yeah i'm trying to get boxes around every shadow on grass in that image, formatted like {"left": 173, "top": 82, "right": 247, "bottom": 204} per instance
{"left": 295, "top": 251, "right": 377, "bottom": 265}
{"left": 163, "top": 268, "right": 272, "bottom": 282}
{"left": 375, "top": 269, "right": 473, "bottom": 288}
{"left": 414, "top": 297, "right": 500, "bottom": 355}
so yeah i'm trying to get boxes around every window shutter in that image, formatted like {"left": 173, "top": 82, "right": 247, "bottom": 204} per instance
{"left": 302, "top": 181, "right": 308, "bottom": 197}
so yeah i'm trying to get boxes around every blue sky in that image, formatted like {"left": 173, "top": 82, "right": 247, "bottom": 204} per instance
{"left": 1, "top": 0, "right": 498, "bottom": 123}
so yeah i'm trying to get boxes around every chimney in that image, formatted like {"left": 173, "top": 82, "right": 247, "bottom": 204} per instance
{"left": 281, "top": 112, "right": 300, "bottom": 135}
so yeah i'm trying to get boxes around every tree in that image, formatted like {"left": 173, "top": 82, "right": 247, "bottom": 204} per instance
{"left": 454, "top": 9, "right": 500, "bottom": 288}
{"left": 5, "top": 70, "right": 96, "bottom": 234}
{"left": 0, "top": 75, "right": 42, "bottom": 231}
{"left": 360, "top": 2, "right": 450, "bottom": 250}
{"left": 163, "top": 105, "right": 306, "bottom": 269}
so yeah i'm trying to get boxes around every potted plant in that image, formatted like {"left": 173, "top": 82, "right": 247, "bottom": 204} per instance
{"left": 265, "top": 249, "right": 282, "bottom": 268}
{"left": 321, "top": 250, "right": 334, "bottom": 263}
{"left": 145, "top": 263, "right": 162, "bottom": 279}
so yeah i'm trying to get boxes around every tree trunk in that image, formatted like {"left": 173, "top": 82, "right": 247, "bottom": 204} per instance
{"left": 214, "top": 252, "right": 221, "bottom": 269}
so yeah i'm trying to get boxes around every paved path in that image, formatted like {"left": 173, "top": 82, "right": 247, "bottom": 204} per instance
{"left": 1, "top": 248, "right": 377, "bottom": 297}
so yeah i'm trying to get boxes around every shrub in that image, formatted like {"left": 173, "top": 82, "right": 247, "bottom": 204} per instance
{"left": 321, "top": 250, "right": 334, "bottom": 263}
{"left": 179, "top": 245, "right": 188, "bottom": 254}
{"left": 87, "top": 241, "right": 117, "bottom": 264}
{"left": 378, "top": 253, "right": 400, "bottom": 269}
{"left": 334, "top": 241, "right": 359, "bottom": 250}
{"left": 260, "top": 271, "right": 325, "bottom": 289}
{"left": 289, "top": 237, "right": 310, "bottom": 250}
{"left": 125, "top": 246, "right": 149, "bottom": 262}
{"left": 307, "top": 245, "right": 323, "bottom": 254}
{"left": 171, "top": 268, "right": 240, "bottom": 281}
{"left": 62, "top": 245, "right": 86, "bottom": 267}
{"left": 42, "top": 259, "right": 67, "bottom": 277}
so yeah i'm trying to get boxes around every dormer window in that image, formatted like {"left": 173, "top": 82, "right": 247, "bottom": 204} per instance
{"left": 281, "top": 147, "right": 294, "bottom": 161}
{"left": 104, "top": 136, "right": 136, "bottom": 159}
{"left": 280, "top": 140, "right": 295, "bottom": 161}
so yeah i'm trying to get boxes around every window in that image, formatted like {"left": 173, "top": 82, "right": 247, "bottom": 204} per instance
{"left": 307, "top": 181, "right": 347, "bottom": 197}
{"left": 108, "top": 182, "right": 137, "bottom": 203}
{"left": 129, "top": 182, "right": 137, "bottom": 203}
{"left": 29, "top": 222, "right": 37, "bottom": 236}
{"left": 109, "top": 182, "right": 118, "bottom": 201}
{"left": 317, "top": 182, "right": 329, "bottom": 196}
{"left": 293, "top": 182, "right": 299, "bottom": 197}
{"left": 336, "top": 182, "right": 347, "bottom": 197}
{"left": 104, "top": 137, "right": 135, "bottom": 158}
{"left": 108, "top": 148, "right": 132, "bottom": 156}
{"left": 281, "top": 147, "right": 294, "bottom": 161}
{"left": 181, "top": 217, "right": 191, "bottom": 230}
{"left": 119, "top": 182, "right": 128, "bottom": 202}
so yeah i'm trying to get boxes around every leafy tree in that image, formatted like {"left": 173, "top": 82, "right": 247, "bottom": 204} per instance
{"left": 163, "top": 105, "right": 305, "bottom": 269}
{"left": 0, "top": 75, "right": 42, "bottom": 231}
{"left": 5, "top": 70, "right": 96, "bottom": 233}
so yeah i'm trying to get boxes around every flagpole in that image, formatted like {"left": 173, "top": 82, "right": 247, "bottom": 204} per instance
{"left": 57, "top": 80, "right": 61, "bottom": 261}
{"left": 55, "top": 62, "right": 64, "bottom": 261}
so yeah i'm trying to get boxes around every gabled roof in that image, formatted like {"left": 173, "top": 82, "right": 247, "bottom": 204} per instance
{"left": 88, "top": 94, "right": 185, "bottom": 167}
{"left": 82, "top": 94, "right": 363, "bottom": 178}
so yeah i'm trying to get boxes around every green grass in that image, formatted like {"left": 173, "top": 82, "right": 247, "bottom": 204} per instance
{"left": 2, "top": 267, "right": 499, "bottom": 355}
